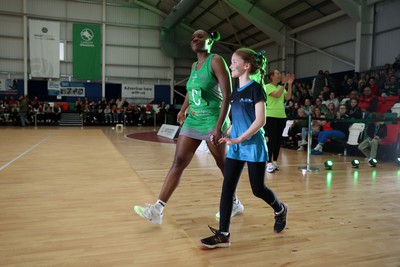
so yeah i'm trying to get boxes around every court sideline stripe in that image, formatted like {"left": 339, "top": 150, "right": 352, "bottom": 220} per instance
{"left": 0, "top": 137, "right": 49, "bottom": 172}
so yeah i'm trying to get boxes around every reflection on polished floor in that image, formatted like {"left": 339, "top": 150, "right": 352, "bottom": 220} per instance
{"left": 0, "top": 126, "right": 399, "bottom": 267}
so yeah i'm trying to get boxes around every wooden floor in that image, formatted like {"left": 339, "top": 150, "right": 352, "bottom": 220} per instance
{"left": 0, "top": 126, "right": 399, "bottom": 267}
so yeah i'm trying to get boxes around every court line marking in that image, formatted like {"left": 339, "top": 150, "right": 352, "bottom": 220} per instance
{"left": 0, "top": 137, "right": 49, "bottom": 172}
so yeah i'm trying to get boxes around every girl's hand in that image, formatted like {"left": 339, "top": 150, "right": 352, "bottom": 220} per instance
{"left": 218, "top": 137, "right": 239, "bottom": 145}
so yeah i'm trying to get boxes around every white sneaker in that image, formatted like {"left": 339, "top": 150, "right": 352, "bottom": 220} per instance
{"left": 215, "top": 199, "right": 244, "bottom": 221}
{"left": 273, "top": 161, "right": 279, "bottom": 171}
{"left": 313, "top": 144, "right": 323, "bottom": 152}
{"left": 297, "top": 146, "right": 304, "bottom": 151}
{"left": 267, "top": 162, "right": 275, "bottom": 173}
{"left": 298, "top": 140, "right": 307, "bottom": 146}
{"left": 134, "top": 204, "right": 163, "bottom": 225}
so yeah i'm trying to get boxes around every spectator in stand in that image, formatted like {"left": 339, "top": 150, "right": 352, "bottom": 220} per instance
{"left": 138, "top": 104, "right": 146, "bottom": 125}
{"left": 325, "top": 70, "right": 336, "bottom": 90}
{"left": 111, "top": 105, "right": 119, "bottom": 123}
{"left": 104, "top": 105, "right": 112, "bottom": 124}
{"left": 10, "top": 103, "right": 19, "bottom": 123}
{"left": 314, "top": 97, "right": 327, "bottom": 114}
{"left": 292, "top": 90, "right": 302, "bottom": 104}
{"left": 53, "top": 104, "right": 61, "bottom": 123}
{"left": 325, "top": 102, "right": 336, "bottom": 119}
{"left": 116, "top": 97, "right": 123, "bottom": 110}
{"left": 374, "top": 72, "right": 386, "bottom": 93}
{"left": 125, "top": 104, "right": 133, "bottom": 125}
{"left": 158, "top": 101, "right": 168, "bottom": 124}
{"left": 33, "top": 103, "right": 42, "bottom": 121}
{"left": 363, "top": 73, "right": 371, "bottom": 84}
{"left": 358, "top": 86, "right": 378, "bottom": 116}
{"left": 101, "top": 97, "right": 108, "bottom": 109}
{"left": 292, "top": 101, "right": 301, "bottom": 119}
{"left": 383, "top": 63, "right": 392, "bottom": 81}
{"left": 322, "top": 92, "right": 339, "bottom": 112}
{"left": 131, "top": 104, "right": 140, "bottom": 125}
{"left": 19, "top": 95, "right": 31, "bottom": 126}
{"left": 393, "top": 55, "right": 400, "bottom": 72}
{"left": 358, "top": 113, "right": 387, "bottom": 165}
{"left": 300, "top": 86, "right": 313, "bottom": 105}
{"left": 75, "top": 98, "right": 83, "bottom": 114}
{"left": 90, "top": 104, "right": 99, "bottom": 123}
{"left": 31, "top": 96, "right": 40, "bottom": 110}
{"left": 368, "top": 78, "right": 379, "bottom": 96}
{"left": 298, "top": 107, "right": 325, "bottom": 151}
{"left": 1, "top": 103, "right": 11, "bottom": 123}
{"left": 339, "top": 77, "right": 357, "bottom": 99}
{"left": 357, "top": 78, "right": 367, "bottom": 93}
{"left": 321, "top": 86, "right": 331, "bottom": 101}
{"left": 285, "top": 99, "right": 296, "bottom": 118}
{"left": 311, "top": 70, "right": 327, "bottom": 100}
{"left": 9, "top": 96, "right": 17, "bottom": 105}
{"left": 346, "top": 98, "right": 363, "bottom": 119}
{"left": 82, "top": 103, "right": 91, "bottom": 123}
{"left": 311, "top": 104, "right": 350, "bottom": 155}
{"left": 303, "top": 98, "right": 314, "bottom": 116}
{"left": 109, "top": 98, "right": 117, "bottom": 110}
{"left": 382, "top": 75, "right": 399, "bottom": 97}
{"left": 44, "top": 103, "right": 54, "bottom": 123}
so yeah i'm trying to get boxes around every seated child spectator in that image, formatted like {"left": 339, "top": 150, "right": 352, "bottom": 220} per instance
{"left": 346, "top": 98, "right": 363, "bottom": 119}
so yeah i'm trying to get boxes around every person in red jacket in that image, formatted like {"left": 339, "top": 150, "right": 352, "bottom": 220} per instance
{"left": 358, "top": 87, "right": 378, "bottom": 116}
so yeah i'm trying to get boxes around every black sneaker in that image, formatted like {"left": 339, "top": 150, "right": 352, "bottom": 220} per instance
{"left": 200, "top": 226, "right": 230, "bottom": 249}
{"left": 274, "top": 203, "right": 288, "bottom": 233}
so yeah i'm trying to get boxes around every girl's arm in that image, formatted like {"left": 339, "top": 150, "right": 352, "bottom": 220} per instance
{"left": 219, "top": 100, "right": 265, "bottom": 145}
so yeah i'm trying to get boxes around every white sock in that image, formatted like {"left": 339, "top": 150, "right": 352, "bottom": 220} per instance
{"left": 156, "top": 199, "right": 166, "bottom": 212}
{"left": 220, "top": 231, "right": 229, "bottom": 236}
{"left": 315, "top": 144, "right": 323, "bottom": 151}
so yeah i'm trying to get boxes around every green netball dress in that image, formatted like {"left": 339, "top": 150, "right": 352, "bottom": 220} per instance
{"left": 180, "top": 54, "right": 230, "bottom": 140}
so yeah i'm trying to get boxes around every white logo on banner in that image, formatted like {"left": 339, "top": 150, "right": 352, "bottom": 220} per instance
{"left": 80, "top": 28, "right": 95, "bottom": 47}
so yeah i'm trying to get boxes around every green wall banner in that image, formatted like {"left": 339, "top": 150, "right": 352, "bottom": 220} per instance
{"left": 73, "top": 24, "right": 101, "bottom": 80}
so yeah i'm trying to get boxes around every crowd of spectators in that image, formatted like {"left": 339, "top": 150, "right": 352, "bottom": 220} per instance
{"left": 0, "top": 94, "right": 170, "bottom": 126}
{"left": 282, "top": 56, "right": 400, "bottom": 152}
{"left": 75, "top": 97, "right": 167, "bottom": 126}
{"left": 1, "top": 56, "right": 399, "bottom": 129}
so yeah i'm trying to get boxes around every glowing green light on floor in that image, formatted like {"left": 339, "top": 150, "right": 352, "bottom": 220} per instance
{"left": 353, "top": 170, "right": 359, "bottom": 185}
{"left": 372, "top": 170, "right": 377, "bottom": 182}
{"left": 326, "top": 172, "right": 332, "bottom": 189}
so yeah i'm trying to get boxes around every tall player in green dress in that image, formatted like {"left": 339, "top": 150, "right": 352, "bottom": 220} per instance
{"left": 134, "top": 30, "right": 244, "bottom": 225}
